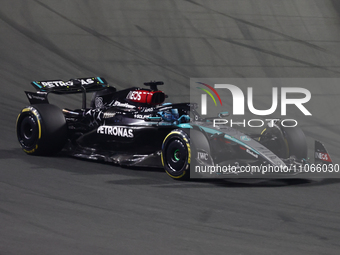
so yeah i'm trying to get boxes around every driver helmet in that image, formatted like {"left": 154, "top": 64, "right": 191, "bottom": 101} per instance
{"left": 158, "top": 103, "right": 179, "bottom": 122}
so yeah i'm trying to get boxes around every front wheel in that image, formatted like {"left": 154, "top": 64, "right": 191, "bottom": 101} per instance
{"left": 259, "top": 120, "right": 307, "bottom": 159}
{"left": 161, "top": 130, "right": 191, "bottom": 180}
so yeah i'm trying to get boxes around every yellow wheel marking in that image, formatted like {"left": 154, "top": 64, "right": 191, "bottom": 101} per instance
{"left": 33, "top": 112, "right": 42, "bottom": 139}
{"left": 258, "top": 128, "right": 267, "bottom": 141}
{"left": 30, "top": 108, "right": 42, "bottom": 139}
{"left": 162, "top": 131, "right": 182, "bottom": 143}
{"left": 165, "top": 170, "right": 186, "bottom": 179}
{"left": 162, "top": 130, "right": 191, "bottom": 178}
{"left": 17, "top": 107, "right": 42, "bottom": 141}
{"left": 23, "top": 144, "right": 38, "bottom": 154}
{"left": 161, "top": 151, "right": 164, "bottom": 166}
{"left": 16, "top": 108, "right": 31, "bottom": 126}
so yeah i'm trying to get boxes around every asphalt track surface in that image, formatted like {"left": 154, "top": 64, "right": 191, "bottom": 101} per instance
{"left": 1, "top": 0, "right": 340, "bottom": 254}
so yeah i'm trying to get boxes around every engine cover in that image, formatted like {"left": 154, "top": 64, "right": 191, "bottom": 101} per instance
{"left": 126, "top": 89, "right": 165, "bottom": 105}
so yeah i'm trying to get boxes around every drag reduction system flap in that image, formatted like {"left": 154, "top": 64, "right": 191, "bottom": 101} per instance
{"left": 27, "top": 77, "right": 111, "bottom": 108}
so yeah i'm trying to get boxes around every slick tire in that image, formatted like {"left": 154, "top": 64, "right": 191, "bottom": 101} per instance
{"left": 161, "top": 129, "right": 190, "bottom": 180}
{"left": 16, "top": 104, "right": 67, "bottom": 155}
{"left": 260, "top": 121, "right": 307, "bottom": 159}
{"left": 281, "top": 121, "right": 308, "bottom": 159}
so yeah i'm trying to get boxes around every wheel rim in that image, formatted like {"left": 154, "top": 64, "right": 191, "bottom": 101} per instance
{"left": 173, "top": 149, "right": 180, "bottom": 161}
{"left": 23, "top": 121, "right": 33, "bottom": 139}
{"left": 165, "top": 139, "right": 188, "bottom": 172}
{"left": 18, "top": 115, "right": 39, "bottom": 148}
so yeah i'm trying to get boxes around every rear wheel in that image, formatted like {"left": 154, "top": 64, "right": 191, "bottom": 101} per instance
{"left": 16, "top": 104, "right": 67, "bottom": 155}
{"left": 161, "top": 130, "right": 190, "bottom": 180}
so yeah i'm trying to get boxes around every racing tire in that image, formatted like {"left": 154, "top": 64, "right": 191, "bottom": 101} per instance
{"left": 281, "top": 121, "right": 308, "bottom": 159}
{"left": 260, "top": 121, "right": 307, "bottom": 159}
{"left": 16, "top": 104, "right": 67, "bottom": 155}
{"left": 161, "top": 129, "right": 190, "bottom": 180}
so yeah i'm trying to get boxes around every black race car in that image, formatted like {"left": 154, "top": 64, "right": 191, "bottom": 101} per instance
{"left": 16, "top": 77, "right": 333, "bottom": 179}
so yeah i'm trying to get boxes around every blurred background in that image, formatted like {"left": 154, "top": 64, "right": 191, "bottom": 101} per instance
{"left": 1, "top": 1, "right": 340, "bottom": 254}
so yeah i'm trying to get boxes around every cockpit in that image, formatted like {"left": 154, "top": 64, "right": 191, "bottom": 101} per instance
{"left": 157, "top": 105, "right": 190, "bottom": 124}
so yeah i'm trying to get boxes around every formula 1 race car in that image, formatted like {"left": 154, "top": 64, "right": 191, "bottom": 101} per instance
{"left": 16, "top": 77, "right": 333, "bottom": 179}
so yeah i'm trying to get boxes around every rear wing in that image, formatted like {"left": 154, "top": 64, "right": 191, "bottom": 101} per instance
{"left": 25, "top": 77, "right": 113, "bottom": 108}
{"left": 31, "top": 77, "right": 109, "bottom": 93}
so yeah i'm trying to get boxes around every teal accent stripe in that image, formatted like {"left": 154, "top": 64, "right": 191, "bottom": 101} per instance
{"left": 33, "top": 81, "right": 42, "bottom": 88}
{"left": 177, "top": 123, "right": 192, "bottom": 129}
{"left": 224, "top": 134, "right": 259, "bottom": 154}
{"left": 198, "top": 126, "right": 259, "bottom": 155}
{"left": 199, "top": 126, "right": 222, "bottom": 135}
{"left": 97, "top": 77, "right": 104, "bottom": 84}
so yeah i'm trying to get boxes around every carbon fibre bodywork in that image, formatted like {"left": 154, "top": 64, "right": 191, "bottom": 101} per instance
{"left": 18, "top": 78, "right": 333, "bottom": 179}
